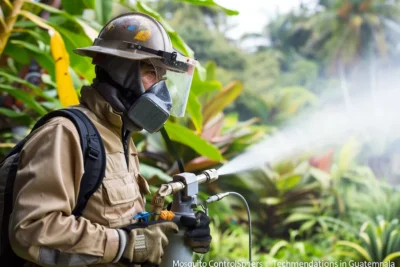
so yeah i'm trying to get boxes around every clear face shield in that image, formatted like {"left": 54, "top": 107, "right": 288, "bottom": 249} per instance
{"left": 121, "top": 43, "right": 197, "bottom": 118}
{"left": 164, "top": 58, "right": 196, "bottom": 117}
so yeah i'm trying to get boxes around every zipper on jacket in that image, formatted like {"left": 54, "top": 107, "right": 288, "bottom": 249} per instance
{"left": 121, "top": 129, "right": 131, "bottom": 171}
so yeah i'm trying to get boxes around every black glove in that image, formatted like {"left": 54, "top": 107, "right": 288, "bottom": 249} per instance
{"left": 180, "top": 211, "right": 212, "bottom": 254}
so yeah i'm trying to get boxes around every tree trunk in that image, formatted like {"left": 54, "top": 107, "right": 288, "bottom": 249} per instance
{"left": 0, "top": 0, "right": 25, "bottom": 55}
{"left": 369, "top": 47, "right": 378, "bottom": 116}
{"left": 338, "top": 62, "right": 352, "bottom": 113}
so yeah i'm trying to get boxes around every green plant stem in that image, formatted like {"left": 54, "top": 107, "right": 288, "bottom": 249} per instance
{"left": 3, "top": 0, "right": 13, "bottom": 10}
{"left": 0, "top": 17, "right": 6, "bottom": 31}
{"left": 0, "top": 0, "right": 24, "bottom": 55}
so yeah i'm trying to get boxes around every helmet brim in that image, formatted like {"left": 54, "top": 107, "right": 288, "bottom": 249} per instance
{"left": 73, "top": 45, "right": 162, "bottom": 61}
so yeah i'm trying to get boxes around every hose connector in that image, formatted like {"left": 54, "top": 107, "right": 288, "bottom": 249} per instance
{"left": 206, "top": 192, "right": 230, "bottom": 203}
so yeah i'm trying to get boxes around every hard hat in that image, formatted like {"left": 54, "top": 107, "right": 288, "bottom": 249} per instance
{"left": 74, "top": 12, "right": 197, "bottom": 117}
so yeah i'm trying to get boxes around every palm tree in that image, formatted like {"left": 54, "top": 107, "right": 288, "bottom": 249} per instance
{"left": 267, "top": 0, "right": 400, "bottom": 112}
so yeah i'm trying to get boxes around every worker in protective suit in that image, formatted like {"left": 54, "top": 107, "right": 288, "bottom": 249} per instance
{"left": 8, "top": 12, "right": 211, "bottom": 266}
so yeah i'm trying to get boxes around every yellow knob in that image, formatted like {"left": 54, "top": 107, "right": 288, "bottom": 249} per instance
{"left": 160, "top": 210, "right": 175, "bottom": 220}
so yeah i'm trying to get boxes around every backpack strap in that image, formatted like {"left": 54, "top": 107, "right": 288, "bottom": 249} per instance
{"left": 0, "top": 108, "right": 105, "bottom": 266}
{"left": 64, "top": 109, "right": 106, "bottom": 217}
{"left": 35, "top": 108, "right": 106, "bottom": 217}
{"left": 6, "top": 108, "right": 106, "bottom": 217}
{"left": 0, "top": 154, "right": 25, "bottom": 266}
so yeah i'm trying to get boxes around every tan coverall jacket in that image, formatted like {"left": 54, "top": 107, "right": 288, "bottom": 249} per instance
{"left": 9, "top": 86, "right": 151, "bottom": 266}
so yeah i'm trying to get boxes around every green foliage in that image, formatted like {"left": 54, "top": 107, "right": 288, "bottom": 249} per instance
{"left": 3, "top": 0, "right": 400, "bottom": 263}
{"left": 265, "top": 0, "right": 400, "bottom": 72}
{"left": 94, "top": 0, "right": 113, "bottom": 25}
{"left": 164, "top": 121, "right": 223, "bottom": 162}
{"left": 136, "top": 62, "right": 266, "bottom": 175}
{"left": 233, "top": 49, "right": 321, "bottom": 125}
{"left": 139, "top": 163, "right": 172, "bottom": 182}
{"left": 135, "top": 1, "right": 194, "bottom": 57}
{"left": 61, "top": 0, "right": 85, "bottom": 15}
{"left": 173, "top": 0, "right": 239, "bottom": 16}
{"left": 267, "top": 230, "right": 343, "bottom": 262}
{"left": 0, "top": 108, "right": 30, "bottom": 125}
{"left": 246, "top": 161, "right": 332, "bottom": 238}
{"left": 0, "top": 84, "right": 47, "bottom": 116}
{"left": 163, "top": 4, "right": 246, "bottom": 71}
{"left": 337, "top": 217, "right": 400, "bottom": 263}
{"left": 202, "top": 81, "right": 243, "bottom": 123}
{"left": 349, "top": 187, "right": 400, "bottom": 225}
{"left": 0, "top": 0, "right": 240, "bottom": 162}
{"left": 193, "top": 217, "right": 267, "bottom": 263}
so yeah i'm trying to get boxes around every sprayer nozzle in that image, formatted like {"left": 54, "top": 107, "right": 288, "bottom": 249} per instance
{"left": 206, "top": 192, "right": 230, "bottom": 204}
{"left": 205, "top": 169, "right": 218, "bottom": 182}
{"left": 196, "top": 169, "right": 219, "bottom": 184}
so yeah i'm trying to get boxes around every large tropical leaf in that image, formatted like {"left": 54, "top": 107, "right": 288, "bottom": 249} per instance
{"left": 0, "top": 85, "right": 47, "bottom": 115}
{"left": 49, "top": 30, "right": 79, "bottom": 107}
{"left": 205, "top": 61, "right": 217, "bottom": 81}
{"left": 283, "top": 213, "right": 315, "bottom": 225}
{"left": 26, "top": 1, "right": 99, "bottom": 40}
{"left": 95, "top": 0, "right": 113, "bottom": 25}
{"left": 5, "top": 38, "right": 55, "bottom": 80}
{"left": 139, "top": 163, "right": 172, "bottom": 182}
{"left": 276, "top": 174, "right": 302, "bottom": 192}
{"left": 181, "top": 156, "right": 220, "bottom": 173}
{"left": 202, "top": 81, "right": 243, "bottom": 124}
{"left": 164, "top": 121, "right": 223, "bottom": 161}
{"left": 0, "top": 70, "right": 55, "bottom": 103}
{"left": 186, "top": 91, "right": 203, "bottom": 133}
{"left": 383, "top": 252, "right": 400, "bottom": 262}
{"left": 336, "top": 241, "right": 372, "bottom": 261}
{"left": 61, "top": 0, "right": 85, "bottom": 15}
{"left": 24, "top": 2, "right": 96, "bottom": 80}
{"left": 173, "top": 0, "right": 239, "bottom": 16}
{"left": 0, "top": 108, "right": 31, "bottom": 125}
{"left": 83, "top": 0, "right": 96, "bottom": 9}
{"left": 17, "top": 11, "right": 80, "bottom": 107}
{"left": 191, "top": 68, "right": 222, "bottom": 97}
{"left": 337, "top": 137, "right": 361, "bottom": 175}
{"left": 3, "top": 42, "right": 31, "bottom": 65}
{"left": 25, "top": 1, "right": 84, "bottom": 24}
{"left": 51, "top": 25, "right": 95, "bottom": 81}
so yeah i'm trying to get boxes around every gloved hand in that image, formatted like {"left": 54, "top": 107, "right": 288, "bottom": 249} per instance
{"left": 120, "top": 220, "right": 179, "bottom": 265}
{"left": 180, "top": 211, "right": 212, "bottom": 254}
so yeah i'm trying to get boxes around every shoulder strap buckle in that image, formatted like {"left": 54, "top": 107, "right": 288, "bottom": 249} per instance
{"left": 87, "top": 146, "right": 100, "bottom": 160}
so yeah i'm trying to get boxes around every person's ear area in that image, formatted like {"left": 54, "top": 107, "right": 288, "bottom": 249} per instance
{"left": 141, "top": 70, "right": 157, "bottom": 90}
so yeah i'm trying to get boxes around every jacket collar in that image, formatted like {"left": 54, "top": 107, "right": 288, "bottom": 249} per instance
{"left": 79, "top": 85, "right": 123, "bottom": 132}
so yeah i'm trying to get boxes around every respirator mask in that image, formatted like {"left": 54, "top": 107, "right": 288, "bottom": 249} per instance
{"left": 95, "top": 51, "right": 196, "bottom": 133}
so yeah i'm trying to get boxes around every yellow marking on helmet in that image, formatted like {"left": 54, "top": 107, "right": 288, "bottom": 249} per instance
{"left": 134, "top": 30, "right": 152, "bottom": 41}
{"left": 105, "top": 22, "right": 115, "bottom": 32}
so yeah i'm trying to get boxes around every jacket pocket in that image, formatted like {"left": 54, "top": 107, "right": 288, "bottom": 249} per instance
{"left": 102, "top": 172, "right": 141, "bottom": 227}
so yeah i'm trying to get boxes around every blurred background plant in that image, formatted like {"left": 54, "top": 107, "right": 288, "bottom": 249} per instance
{"left": 1, "top": 0, "right": 400, "bottom": 265}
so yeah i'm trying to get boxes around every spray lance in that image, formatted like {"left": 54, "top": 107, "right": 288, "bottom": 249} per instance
{"left": 140, "top": 168, "right": 252, "bottom": 266}
{"left": 134, "top": 129, "right": 252, "bottom": 266}
{"left": 150, "top": 169, "right": 218, "bottom": 266}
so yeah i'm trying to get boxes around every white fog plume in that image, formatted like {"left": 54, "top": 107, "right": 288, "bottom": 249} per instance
{"left": 217, "top": 69, "right": 400, "bottom": 176}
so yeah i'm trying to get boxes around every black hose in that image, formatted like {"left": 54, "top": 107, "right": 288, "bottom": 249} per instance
{"left": 206, "top": 192, "right": 252, "bottom": 263}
